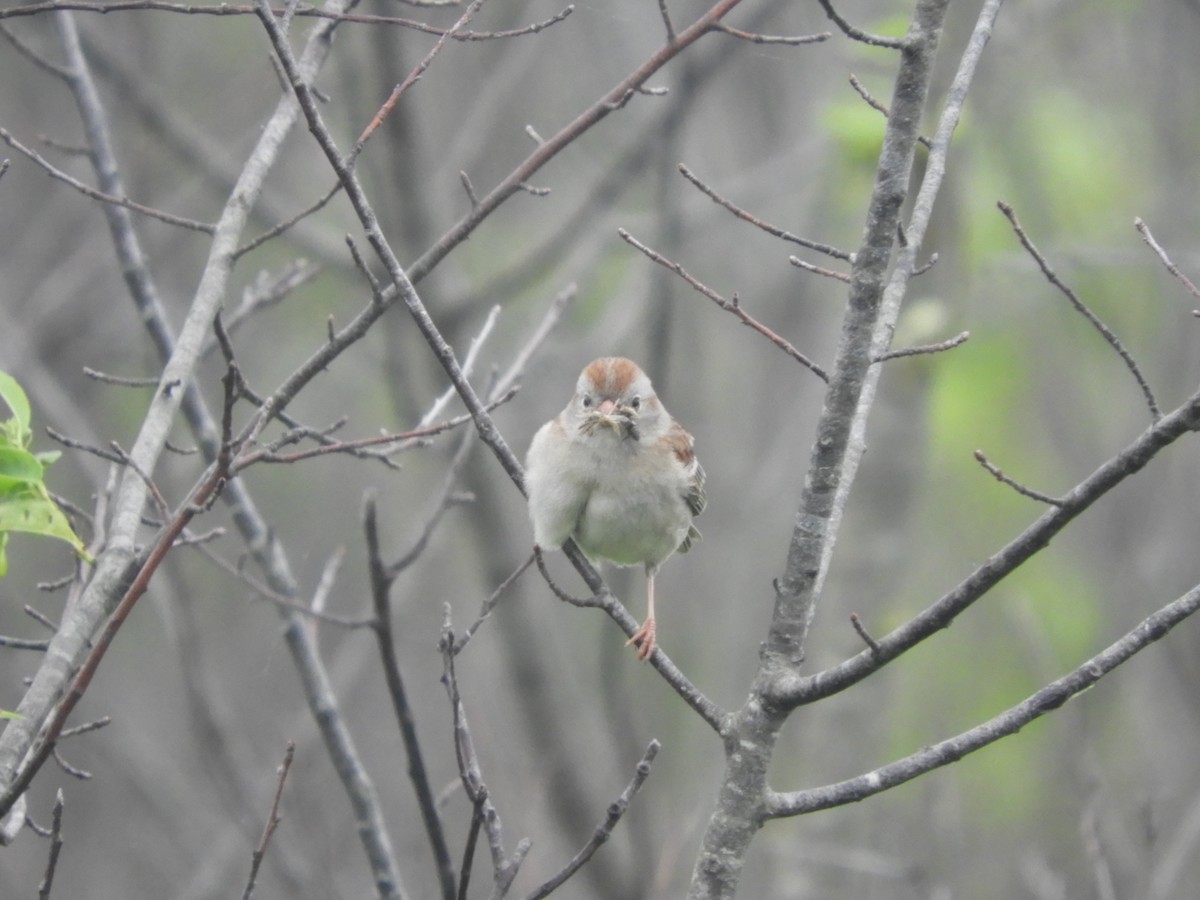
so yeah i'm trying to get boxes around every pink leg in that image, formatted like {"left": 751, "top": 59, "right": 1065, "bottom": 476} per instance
{"left": 626, "top": 571, "right": 658, "bottom": 661}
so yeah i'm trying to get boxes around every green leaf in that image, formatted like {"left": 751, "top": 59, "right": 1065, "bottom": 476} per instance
{"left": 0, "top": 486, "right": 93, "bottom": 565}
{"left": 0, "top": 371, "right": 32, "bottom": 447}
{"left": 0, "top": 709, "right": 22, "bottom": 720}
{"left": 0, "top": 446, "right": 45, "bottom": 492}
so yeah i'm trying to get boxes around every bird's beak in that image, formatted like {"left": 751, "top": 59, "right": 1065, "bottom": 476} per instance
{"left": 597, "top": 398, "right": 617, "bottom": 417}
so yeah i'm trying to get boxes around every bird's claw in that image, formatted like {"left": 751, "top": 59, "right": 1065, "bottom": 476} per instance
{"left": 626, "top": 617, "right": 657, "bottom": 662}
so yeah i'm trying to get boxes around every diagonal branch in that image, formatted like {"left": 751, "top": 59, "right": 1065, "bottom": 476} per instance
{"left": 524, "top": 740, "right": 662, "bottom": 900}
{"left": 766, "top": 580, "right": 1200, "bottom": 817}
{"left": 255, "top": 0, "right": 733, "bottom": 733}
{"left": 783, "top": 386, "right": 1200, "bottom": 708}
{"left": 999, "top": 200, "right": 1160, "bottom": 421}
{"left": 618, "top": 227, "right": 829, "bottom": 381}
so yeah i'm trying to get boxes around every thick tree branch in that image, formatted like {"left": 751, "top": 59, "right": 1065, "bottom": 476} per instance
{"left": 766, "top": 580, "right": 1200, "bottom": 816}
{"left": 687, "top": 2, "right": 1001, "bottom": 896}
{"left": 775, "top": 385, "right": 1200, "bottom": 707}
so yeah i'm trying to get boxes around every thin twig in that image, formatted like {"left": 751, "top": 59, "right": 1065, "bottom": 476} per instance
{"left": 457, "top": 798, "right": 485, "bottom": 900}
{"left": 619, "top": 227, "right": 830, "bottom": 381}
{"left": 0, "top": 635, "right": 50, "bottom": 651}
{"left": 710, "top": 21, "right": 830, "bottom": 44}
{"left": 0, "top": 127, "right": 215, "bottom": 233}
{"left": 848, "top": 73, "right": 932, "bottom": 149}
{"left": 657, "top": 0, "right": 676, "bottom": 42}
{"left": 365, "top": 497, "right": 457, "bottom": 900}
{"left": 440, "top": 610, "right": 529, "bottom": 895}
{"left": 524, "top": 740, "right": 662, "bottom": 900}
{"left": 533, "top": 546, "right": 600, "bottom": 608}
{"left": 875, "top": 330, "right": 969, "bottom": 362}
{"left": 454, "top": 553, "right": 536, "bottom": 655}
{"left": 998, "top": 200, "right": 1160, "bottom": 421}
{"left": 36, "top": 790, "right": 65, "bottom": 900}
{"left": 678, "top": 163, "right": 853, "bottom": 260}
{"left": 1134, "top": 217, "right": 1200, "bottom": 305}
{"left": 234, "top": 184, "right": 341, "bottom": 259}
{"left": 817, "top": 0, "right": 905, "bottom": 48}
{"left": 0, "top": 1, "right": 576, "bottom": 40}
{"left": 241, "top": 740, "right": 296, "bottom": 900}
{"left": 81, "top": 367, "right": 158, "bottom": 388}
{"left": 352, "top": 0, "right": 487, "bottom": 158}
{"left": 973, "top": 449, "right": 1063, "bottom": 506}
{"left": 789, "top": 255, "right": 851, "bottom": 282}
{"left": 848, "top": 613, "right": 880, "bottom": 656}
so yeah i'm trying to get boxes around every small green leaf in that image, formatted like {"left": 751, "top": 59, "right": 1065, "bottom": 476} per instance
{"left": 0, "top": 371, "right": 32, "bottom": 447}
{"left": 0, "top": 447, "right": 45, "bottom": 491}
{"left": 0, "top": 487, "right": 92, "bottom": 564}
{"left": 0, "top": 709, "right": 22, "bottom": 720}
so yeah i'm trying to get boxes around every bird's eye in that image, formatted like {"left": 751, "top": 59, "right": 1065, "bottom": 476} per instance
{"left": 581, "top": 395, "right": 593, "bottom": 408}
{"left": 629, "top": 397, "right": 641, "bottom": 410}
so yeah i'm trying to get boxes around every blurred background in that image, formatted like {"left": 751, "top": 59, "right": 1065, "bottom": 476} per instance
{"left": 2, "top": 0, "right": 1200, "bottom": 897}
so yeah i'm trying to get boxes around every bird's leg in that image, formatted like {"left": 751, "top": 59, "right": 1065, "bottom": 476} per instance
{"left": 626, "top": 570, "right": 657, "bottom": 661}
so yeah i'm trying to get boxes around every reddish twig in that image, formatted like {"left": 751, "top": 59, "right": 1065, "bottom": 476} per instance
{"left": 619, "top": 227, "right": 830, "bottom": 381}
{"left": 241, "top": 740, "right": 296, "bottom": 900}
{"left": 678, "top": 163, "right": 853, "bottom": 260}
{"left": 353, "top": 0, "right": 487, "bottom": 154}
{"left": 0, "top": 1, "right": 576, "bottom": 40}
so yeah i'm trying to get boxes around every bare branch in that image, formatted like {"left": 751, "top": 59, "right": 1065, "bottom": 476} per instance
{"left": 453, "top": 553, "right": 536, "bottom": 655}
{"left": 848, "top": 613, "right": 880, "bottom": 656}
{"left": 0, "top": 127, "right": 215, "bottom": 233}
{"left": 848, "top": 73, "right": 932, "bottom": 148}
{"left": 365, "top": 498, "right": 457, "bottom": 900}
{"left": 783, "top": 386, "right": 1200, "bottom": 709}
{"left": 657, "top": 0, "right": 676, "bottom": 43}
{"left": 0, "top": 1, "right": 577, "bottom": 40}
{"left": 766, "top": 581, "right": 1200, "bottom": 818}
{"left": 242, "top": 740, "right": 296, "bottom": 900}
{"left": 710, "top": 21, "right": 830, "bottom": 45}
{"left": 524, "top": 740, "right": 662, "bottom": 900}
{"left": 998, "top": 200, "right": 1160, "bottom": 421}
{"left": 678, "top": 163, "right": 853, "bottom": 260}
{"left": 352, "top": 0, "right": 487, "bottom": 157}
{"left": 973, "top": 449, "right": 1063, "bottom": 506}
{"left": 788, "top": 255, "right": 851, "bottom": 283}
{"left": 36, "top": 790, "right": 65, "bottom": 900}
{"left": 817, "top": 0, "right": 905, "bottom": 48}
{"left": 440, "top": 611, "right": 529, "bottom": 895}
{"left": 1135, "top": 216, "right": 1200, "bottom": 306}
{"left": 874, "top": 329, "right": 969, "bottom": 361}
{"left": 619, "top": 227, "right": 830, "bottom": 380}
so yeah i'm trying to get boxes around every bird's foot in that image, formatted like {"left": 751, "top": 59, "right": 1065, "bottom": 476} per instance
{"left": 626, "top": 616, "right": 657, "bottom": 662}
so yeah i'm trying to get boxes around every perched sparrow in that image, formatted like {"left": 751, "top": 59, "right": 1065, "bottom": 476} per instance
{"left": 525, "top": 357, "right": 705, "bottom": 660}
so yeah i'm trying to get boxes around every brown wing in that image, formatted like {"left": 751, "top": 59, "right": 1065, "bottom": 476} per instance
{"left": 665, "top": 420, "right": 705, "bottom": 553}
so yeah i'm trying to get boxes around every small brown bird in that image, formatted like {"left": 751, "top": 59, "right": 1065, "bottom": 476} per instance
{"left": 525, "top": 357, "right": 705, "bottom": 660}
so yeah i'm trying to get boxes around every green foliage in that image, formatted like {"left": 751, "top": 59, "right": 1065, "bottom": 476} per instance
{"left": 0, "top": 371, "right": 91, "bottom": 576}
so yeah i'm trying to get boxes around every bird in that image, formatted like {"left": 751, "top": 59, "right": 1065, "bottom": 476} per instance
{"left": 525, "top": 357, "right": 705, "bottom": 660}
